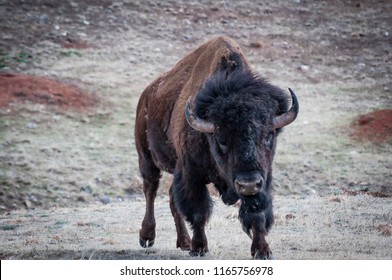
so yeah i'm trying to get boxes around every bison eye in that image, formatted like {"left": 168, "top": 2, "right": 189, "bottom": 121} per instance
{"left": 264, "top": 132, "right": 274, "bottom": 147}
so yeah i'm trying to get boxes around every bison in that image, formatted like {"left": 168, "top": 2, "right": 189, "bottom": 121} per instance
{"left": 135, "top": 36, "right": 298, "bottom": 259}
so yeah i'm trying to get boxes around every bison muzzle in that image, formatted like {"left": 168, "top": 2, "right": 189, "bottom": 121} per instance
{"left": 135, "top": 36, "right": 299, "bottom": 259}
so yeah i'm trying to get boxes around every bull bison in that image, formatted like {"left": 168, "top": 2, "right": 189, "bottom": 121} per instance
{"left": 135, "top": 36, "right": 298, "bottom": 259}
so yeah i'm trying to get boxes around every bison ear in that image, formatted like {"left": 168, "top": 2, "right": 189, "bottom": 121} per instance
{"left": 185, "top": 97, "right": 215, "bottom": 133}
{"left": 273, "top": 88, "right": 299, "bottom": 129}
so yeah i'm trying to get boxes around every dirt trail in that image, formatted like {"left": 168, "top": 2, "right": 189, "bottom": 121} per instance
{"left": 0, "top": 0, "right": 391, "bottom": 259}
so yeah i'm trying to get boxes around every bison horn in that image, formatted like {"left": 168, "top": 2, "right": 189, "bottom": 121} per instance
{"left": 185, "top": 97, "right": 215, "bottom": 133}
{"left": 273, "top": 88, "right": 299, "bottom": 129}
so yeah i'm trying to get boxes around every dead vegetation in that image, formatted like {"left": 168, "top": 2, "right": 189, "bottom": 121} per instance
{"left": 1, "top": 194, "right": 391, "bottom": 260}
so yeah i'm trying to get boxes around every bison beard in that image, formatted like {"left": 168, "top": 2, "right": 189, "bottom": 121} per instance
{"left": 135, "top": 36, "right": 298, "bottom": 259}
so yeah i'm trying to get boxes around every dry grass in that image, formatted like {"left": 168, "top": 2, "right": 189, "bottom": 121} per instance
{"left": 1, "top": 194, "right": 390, "bottom": 260}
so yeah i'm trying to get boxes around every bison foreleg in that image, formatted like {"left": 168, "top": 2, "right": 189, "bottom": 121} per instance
{"left": 173, "top": 165, "right": 213, "bottom": 256}
{"left": 239, "top": 196, "right": 274, "bottom": 259}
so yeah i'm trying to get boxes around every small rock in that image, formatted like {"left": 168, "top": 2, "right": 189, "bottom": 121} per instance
{"left": 249, "top": 41, "right": 263, "bottom": 48}
{"left": 285, "top": 214, "right": 296, "bottom": 220}
{"left": 100, "top": 196, "right": 111, "bottom": 205}
{"left": 77, "top": 196, "right": 86, "bottom": 202}
{"left": 24, "top": 199, "right": 33, "bottom": 209}
{"left": 39, "top": 15, "right": 49, "bottom": 24}
{"left": 80, "top": 186, "right": 92, "bottom": 194}
{"left": 299, "top": 64, "right": 309, "bottom": 71}
{"left": 26, "top": 122, "right": 38, "bottom": 129}
{"left": 81, "top": 117, "right": 90, "bottom": 123}
{"left": 183, "top": 19, "right": 191, "bottom": 26}
{"left": 330, "top": 197, "right": 343, "bottom": 203}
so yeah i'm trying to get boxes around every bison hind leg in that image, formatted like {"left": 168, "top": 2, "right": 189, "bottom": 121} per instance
{"left": 139, "top": 166, "right": 160, "bottom": 249}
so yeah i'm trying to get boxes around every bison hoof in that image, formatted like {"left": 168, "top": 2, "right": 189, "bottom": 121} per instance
{"left": 139, "top": 237, "right": 155, "bottom": 248}
{"left": 253, "top": 251, "right": 273, "bottom": 260}
{"left": 177, "top": 237, "right": 191, "bottom": 251}
{"left": 178, "top": 244, "right": 191, "bottom": 251}
{"left": 189, "top": 250, "right": 205, "bottom": 257}
{"left": 254, "top": 254, "right": 272, "bottom": 260}
{"left": 189, "top": 248, "right": 208, "bottom": 257}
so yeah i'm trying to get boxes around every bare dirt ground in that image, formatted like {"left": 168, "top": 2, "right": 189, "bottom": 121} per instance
{"left": 0, "top": 0, "right": 391, "bottom": 259}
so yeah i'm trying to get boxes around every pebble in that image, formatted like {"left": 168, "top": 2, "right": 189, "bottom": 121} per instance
{"left": 26, "top": 122, "right": 38, "bottom": 129}
{"left": 100, "top": 196, "right": 111, "bottom": 205}
{"left": 299, "top": 64, "right": 309, "bottom": 71}
{"left": 39, "top": 15, "right": 49, "bottom": 24}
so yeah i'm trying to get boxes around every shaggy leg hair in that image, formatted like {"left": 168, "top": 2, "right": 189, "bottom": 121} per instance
{"left": 239, "top": 192, "right": 274, "bottom": 259}
{"left": 172, "top": 162, "right": 213, "bottom": 256}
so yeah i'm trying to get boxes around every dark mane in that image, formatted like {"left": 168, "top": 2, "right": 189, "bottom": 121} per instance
{"left": 195, "top": 69, "right": 290, "bottom": 123}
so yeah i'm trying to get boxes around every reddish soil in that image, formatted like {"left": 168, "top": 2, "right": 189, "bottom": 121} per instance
{"left": 62, "top": 38, "right": 94, "bottom": 49}
{"left": 350, "top": 109, "right": 392, "bottom": 142}
{"left": 0, "top": 73, "right": 97, "bottom": 111}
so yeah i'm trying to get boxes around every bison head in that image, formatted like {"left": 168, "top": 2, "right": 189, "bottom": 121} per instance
{"left": 186, "top": 70, "right": 298, "bottom": 199}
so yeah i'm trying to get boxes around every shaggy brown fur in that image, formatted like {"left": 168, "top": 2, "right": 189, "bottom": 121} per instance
{"left": 136, "top": 37, "right": 249, "bottom": 162}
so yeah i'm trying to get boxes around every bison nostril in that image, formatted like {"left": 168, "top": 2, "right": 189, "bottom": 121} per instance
{"left": 235, "top": 178, "right": 264, "bottom": 195}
